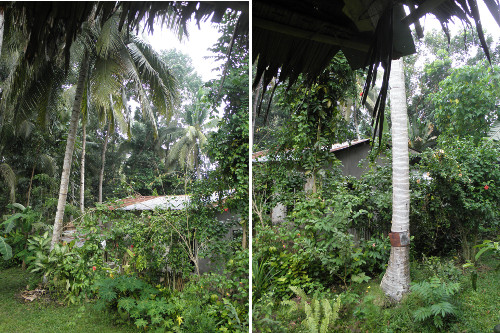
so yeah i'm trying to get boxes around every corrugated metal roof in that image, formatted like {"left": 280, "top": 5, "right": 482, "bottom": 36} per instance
{"left": 253, "top": 139, "right": 371, "bottom": 162}
{"left": 118, "top": 195, "right": 190, "bottom": 211}
{"left": 110, "top": 192, "right": 231, "bottom": 211}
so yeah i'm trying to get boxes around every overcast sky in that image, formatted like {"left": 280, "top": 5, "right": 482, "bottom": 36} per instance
{"left": 142, "top": 4, "right": 498, "bottom": 83}
{"left": 144, "top": 15, "right": 223, "bottom": 82}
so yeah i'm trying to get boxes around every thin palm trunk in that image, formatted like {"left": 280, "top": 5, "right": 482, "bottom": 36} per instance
{"left": 26, "top": 164, "right": 36, "bottom": 207}
{"left": 51, "top": 51, "right": 89, "bottom": 250}
{"left": 98, "top": 122, "right": 111, "bottom": 204}
{"left": 79, "top": 123, "right": 86, "bottom": 213}
{"left": 380, "top": 58, "right": 411, "bottom": 302}
{"left": 0, "top": 7, "right": 4, "bottom": 60}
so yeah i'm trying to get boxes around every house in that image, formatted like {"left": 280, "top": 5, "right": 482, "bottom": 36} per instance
{"left": 110, "top": 194, "right": 240, "bottom": 274}
{"left": 63, "top": 193, "right": 240, "bottom": 274}
{"left": 253, "top": 139, "right": 378, "bottom": 178}
{"left": 253, "top": 139, "right": 386, "bottom": 223}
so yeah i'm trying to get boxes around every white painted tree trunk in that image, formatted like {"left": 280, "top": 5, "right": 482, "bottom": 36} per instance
{"left": 51, "top": 52, "right": 89, "bottom": 250}
{"left": 98, "top": 122, "right": 110, "bottom": 204}
{"left": 79, "top": 123, "right": 86, "bottom": 213}
{"left": 380, "top": 58, "right": 411, "bottom": 302}
{"left": 0, "top": 7, "right": 4, "bottom": 60}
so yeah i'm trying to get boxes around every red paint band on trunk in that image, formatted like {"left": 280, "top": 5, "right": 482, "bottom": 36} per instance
{"left": 389, "top": 231, "right": 410, "bottom": 247}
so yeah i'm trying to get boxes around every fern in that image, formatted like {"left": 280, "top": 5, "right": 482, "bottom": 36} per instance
{"left": 117, "top": 297, "right": 136, "bottom": 312}
{"left": 411, "top": 276, "right": 459, "bottom": 329}
{"left": 282, "top": 286, "right": 341, "bottom": 333}
{"left": 135, "top": 318, "right": 148, "bottom": 329}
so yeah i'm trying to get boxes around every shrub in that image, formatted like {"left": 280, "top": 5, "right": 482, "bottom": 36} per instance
{"left": 412, "top": 137, "right": 500, "bottom": 259}
{"left": 94, "top": 274, "right": 184, "bottom": 330}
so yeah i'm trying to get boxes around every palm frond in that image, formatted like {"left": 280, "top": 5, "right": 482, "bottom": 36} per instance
{"left": 38, "top": 154, "right": 56, "bottom": 176}
{"left": 17, "top": 120, "right": 35, "bottom": 140}
{"left": 127, "top": 35, "right": 180, "bottom": 121}
{"left": 96, "top": 13, "right": 123, "bottom": 58}
{"left": 167, "top": 134, "right": 190, "bottom": 165}
{"left": 109, "top": 94, "right": 129, "bottom": 135}
{"left": 8, "top": 61, "right": 67, "bottom": 129}
{"left": 90, "top": 57, "right": 124, "bottom": 111}
{"left": 0, "top": 163, "right": 16, "bottom": 203}
{"left": 487, "top": 119, "right": 500, "bottom": 141}
{"left": 119, "top": 47, "right": 158, "bottom": 137}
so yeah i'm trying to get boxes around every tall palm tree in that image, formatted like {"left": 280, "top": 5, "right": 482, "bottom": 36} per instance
{"left": 166, "top": 88, "right": 217, "bottom": 178}
{"left": 50, "top": 13, "right": 179, "bottom": 249}
{"left": 380, "top": 57, "right": 411, "bottom": 302}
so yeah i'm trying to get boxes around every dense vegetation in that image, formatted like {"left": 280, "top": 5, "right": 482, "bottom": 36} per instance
{"left": 1, "top": 5, "right": 249, "bottom": 332}
{"left": 252, "top": 27, "right": 499, "bottom": 332}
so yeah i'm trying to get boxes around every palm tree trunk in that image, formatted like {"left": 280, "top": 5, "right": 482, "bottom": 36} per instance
{"left": 26, "top": 165, "right": 36, "bottom": 207}
{"left": 0, "top": 7, "right": 4, "bottom": 60}
{"left": 80, "top": 123, "right": 86, "bottom": 213}
{"left": 98, "top": 122, "right": 111, "bottom": 204}
{"left": 380, "top": 58, "right": 411, "bottom": 302}
{"left": 51, "top": 52, "right": 89, "bottom": 250}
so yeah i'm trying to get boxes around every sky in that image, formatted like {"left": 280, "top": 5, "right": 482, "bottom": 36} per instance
{"left": 142, "top": 4, "right": 499, "bottom": 83}
{"left": 144, "top": 15, "right": 224, "bottom": 82}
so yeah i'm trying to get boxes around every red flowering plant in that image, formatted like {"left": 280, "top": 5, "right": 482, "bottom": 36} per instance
{"left": 413, "top": 136, "right": 500, "bottom": 260}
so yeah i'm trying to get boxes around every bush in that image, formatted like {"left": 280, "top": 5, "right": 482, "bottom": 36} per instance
{"left": 411, "top": 137, "right": 500, "bottom": 259}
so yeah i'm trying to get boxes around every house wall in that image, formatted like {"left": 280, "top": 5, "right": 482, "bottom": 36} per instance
{"left": 198, "top": 211, "right": 241, "bottom": 274}
{"left": 334, "top": 142, "right": 373, "bottom": 178}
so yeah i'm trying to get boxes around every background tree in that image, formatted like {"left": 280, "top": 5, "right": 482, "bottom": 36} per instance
{"left": 48, "top": 13, "right": 179, "bottom": 249}
{"left": 166, "top": 88, "right": 216, "bottom": 178}
{"left": 430, "top": 63, "right": 500, "bottom": 142}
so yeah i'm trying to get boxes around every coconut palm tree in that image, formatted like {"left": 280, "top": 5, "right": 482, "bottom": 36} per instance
{"left": 49, "top": 13, "right": 179, "bottom": 249}
{"left": 380, "top": 57, "right": 411, "bottom": 302}
{"left": 166, "top": 88, "right": 217, "bottom": 178}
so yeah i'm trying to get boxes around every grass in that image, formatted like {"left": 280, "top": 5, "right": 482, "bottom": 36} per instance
{"left": 338, "top": 256, "right": 500, "bottom": 333}
{"left": 0, "top": 266, "right": 135, "bottom": 333}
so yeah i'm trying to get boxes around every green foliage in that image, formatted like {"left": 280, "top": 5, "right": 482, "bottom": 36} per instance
{"left": 349, "top": 163, "right": 393, "bottom": 234}
{"left": 252, "top": 293, "right": 287, "bottom": 333}
{"left": 205, "top": 11, "right": 249, "bottom": 217}
{"left": 26, "top": 223, "right": 108, "bottom": 304}
{"left": 411, "top": 276, "right": 460, "bottom": 329}
{"left": 413, "top": 256, "right": 461, "bottom": 284}
{"left": 257, "top": 53, "right": 358, "bottom": 152}
{"left": 357, "top": 234, "right": 391, "bottom": 274}
{"left": 252, "top": 256, "right": 278, "bottom": 302}
{"left": 429, "top": 63, "right": 500, "bottom": 141}
{"left": 290, "top": 191, "right": 371, "bottom": 287}
{"left": 1, "top": 204, "right": 46, "bottom": 264}
{"left": 463, "top": 238, "right": 500, "bottom": 291}
{"left": 254, "top": 223, "right": 326, "bottom": 299}
{"left": 94, "top": 275, "right": 183, "bottom": 330}
{"left": 411, "top": 136, "right": 500, "bottom": 259}
{"left": 94, "top": 247, "right": 248, "bottom": 332}
{"left": 0, "top": 236, "right": 12, "bottom": 260}
{"left": 282, "top": 286, "right": 341, "bottom": 333}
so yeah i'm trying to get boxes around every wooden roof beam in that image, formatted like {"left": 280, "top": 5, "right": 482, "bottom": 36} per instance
{"left": 254, "top": 17, "right": 370, "bottom": 52}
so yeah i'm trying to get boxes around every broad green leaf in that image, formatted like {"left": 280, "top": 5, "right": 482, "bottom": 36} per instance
{"left": 0, "top": 237, "right": 12, "bottom": 260}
